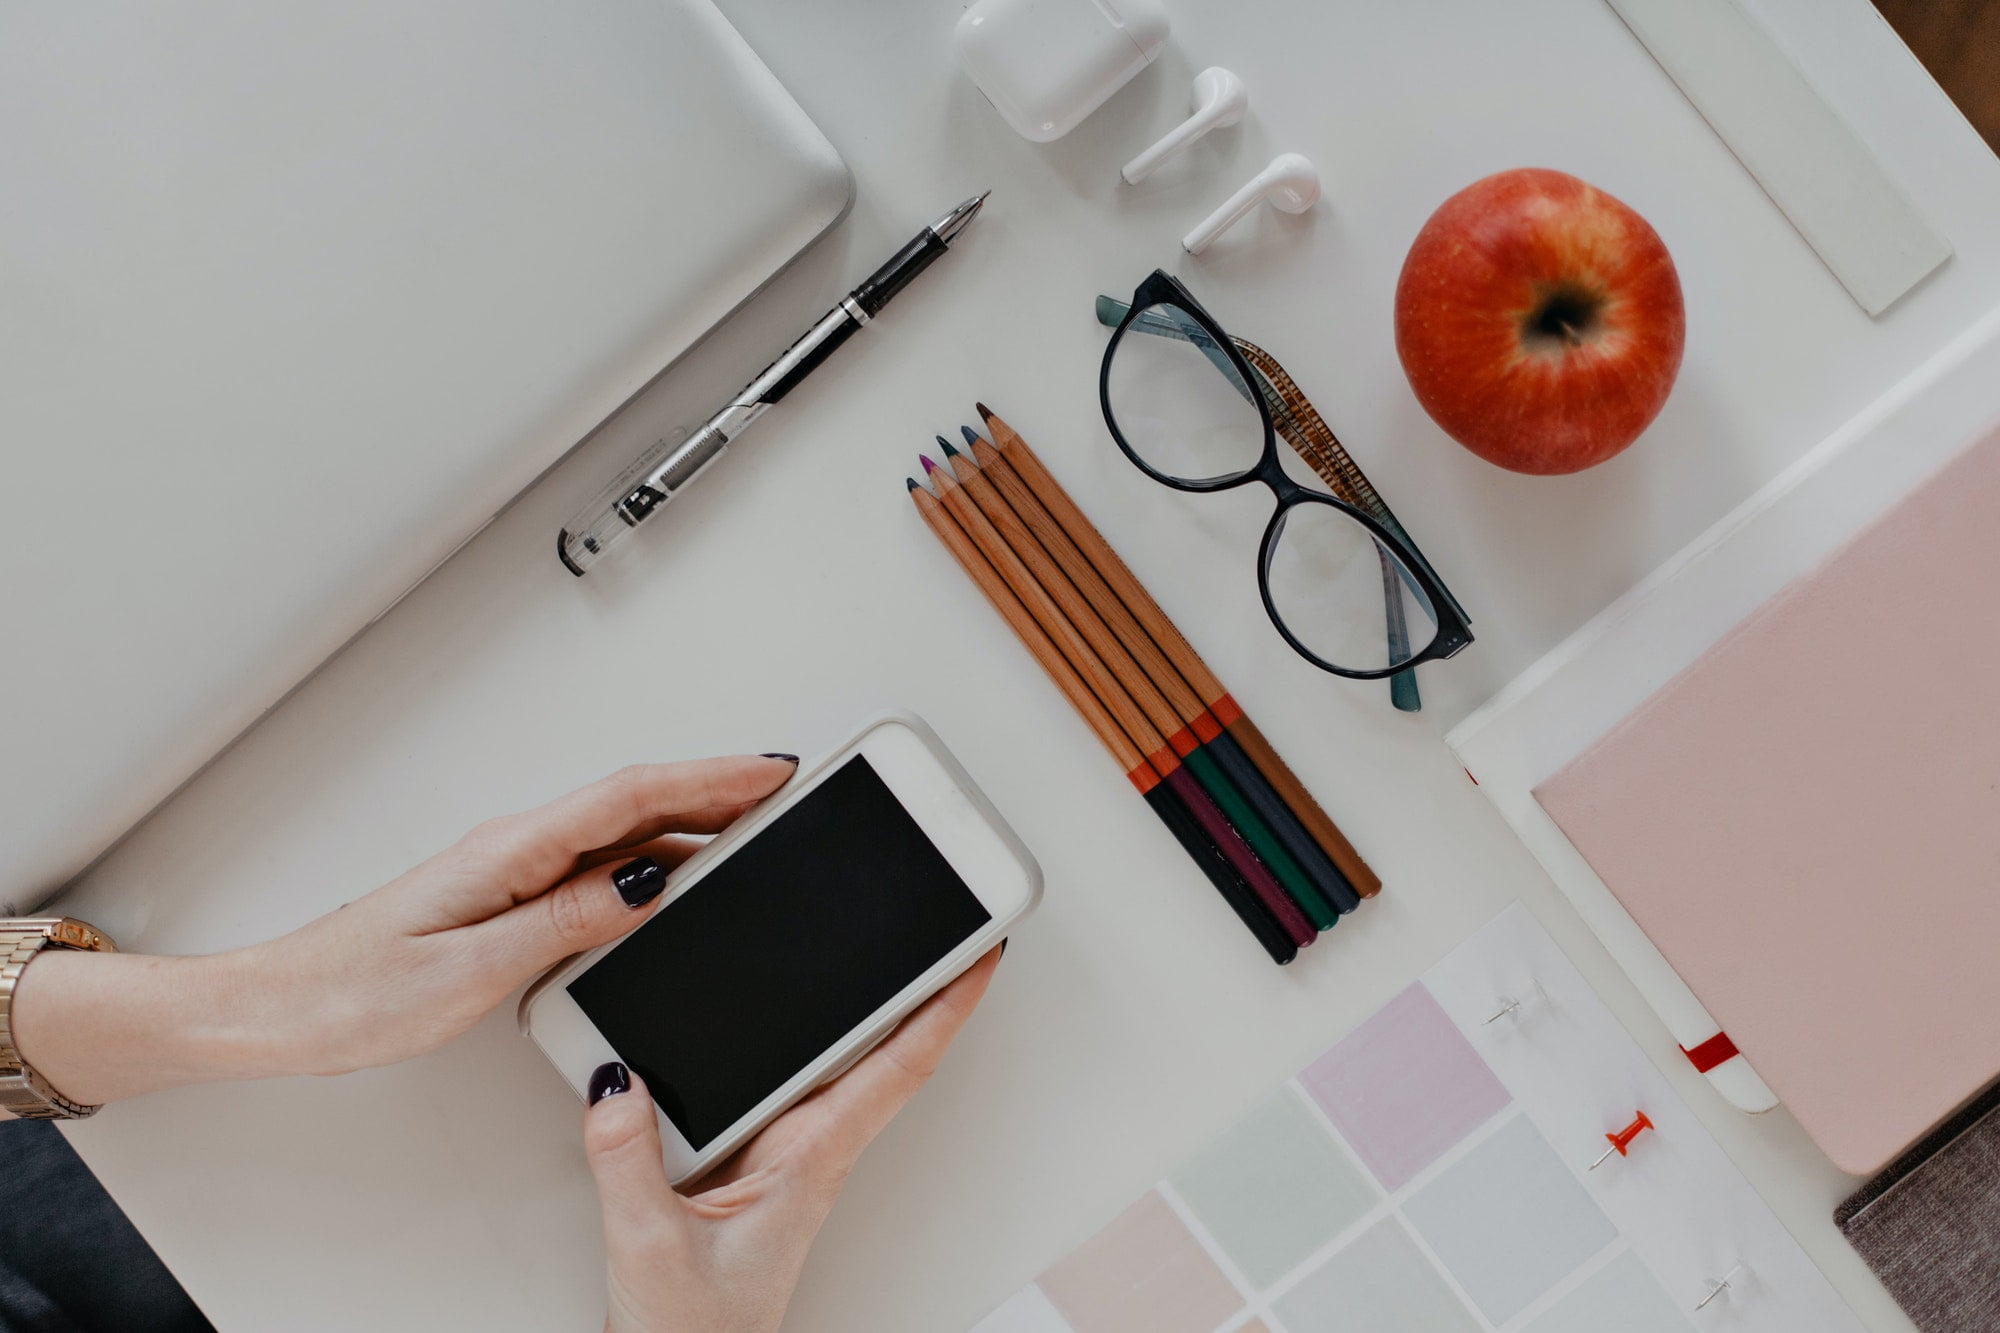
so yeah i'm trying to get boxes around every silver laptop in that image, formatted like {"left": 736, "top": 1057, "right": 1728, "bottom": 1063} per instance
{"left": 0, "top": 0, "right": 851, "bottom": 909}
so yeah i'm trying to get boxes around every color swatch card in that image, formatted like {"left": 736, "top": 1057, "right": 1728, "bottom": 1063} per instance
{"left": 973, "top": 906, "right": 1860, "bottom": 1333}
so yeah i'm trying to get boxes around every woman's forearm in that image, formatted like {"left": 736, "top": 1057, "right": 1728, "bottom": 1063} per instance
{"left": 6, "top": 948, "right": 281, "bottom": 1109}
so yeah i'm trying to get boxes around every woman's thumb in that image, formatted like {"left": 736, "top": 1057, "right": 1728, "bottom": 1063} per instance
{"left": 583, "top": 1064, "right": 682, "bottom": 1237}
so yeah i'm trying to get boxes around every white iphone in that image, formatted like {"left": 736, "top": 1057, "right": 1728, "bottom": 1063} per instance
{"left": 519, "top": 712, "right": 1040, "bottom": 1185}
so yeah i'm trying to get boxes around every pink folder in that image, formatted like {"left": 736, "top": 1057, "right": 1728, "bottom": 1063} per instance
{"left": 1536, "top": 422, "right": 2000, "bottom": 1176}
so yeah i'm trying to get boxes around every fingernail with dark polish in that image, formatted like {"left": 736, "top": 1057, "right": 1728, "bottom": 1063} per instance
{"left": 759, "top": 753, "right": 799, "bottom": 765}
{"left": 999, "top": 938, "right": 1009, "bottom": 957}
{"left": 611, "top": 856, "right": 665, "bottom": 909}
{"left": 588, "top": 1062, "right": 630, "bottom": 1106}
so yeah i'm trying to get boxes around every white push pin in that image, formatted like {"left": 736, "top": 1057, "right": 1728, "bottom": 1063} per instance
{"left": 1695, "top": 1263, "right": 1749, "bottom": 1311}
{"left": 1181, "top": 152, "right": 1320, "bottom": 255}
{"left": 1120, "top": 67, "right": 1249, "bottom": 184}
{"left": 1482, "top": 980, "right": 1547, "bottom": 1025}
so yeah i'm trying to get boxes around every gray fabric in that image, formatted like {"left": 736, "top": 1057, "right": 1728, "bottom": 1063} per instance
{"left": 1837, "top": 1080, "right": 2000, "bottom": 1333}
{"left": 0, "top": 1121, "right": 212, "bottom": 1333}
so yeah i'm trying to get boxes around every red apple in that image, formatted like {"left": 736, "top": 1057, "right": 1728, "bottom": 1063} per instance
{"left": 1394, "top": 168, "right": 1684, "bottom": 475}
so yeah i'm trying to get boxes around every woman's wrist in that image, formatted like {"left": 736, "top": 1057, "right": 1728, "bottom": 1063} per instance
{"left": 8, "top": 946, "right": 291, "bottom": 1106}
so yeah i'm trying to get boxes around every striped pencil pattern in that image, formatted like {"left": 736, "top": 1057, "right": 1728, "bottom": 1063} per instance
{"left": 907, "top": 406, "right": 1380, "bottom": 963}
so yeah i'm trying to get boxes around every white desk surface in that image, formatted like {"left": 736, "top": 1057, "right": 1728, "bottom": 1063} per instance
{"left": 53, "top": 1, "right": 2000, "bottom": 1330}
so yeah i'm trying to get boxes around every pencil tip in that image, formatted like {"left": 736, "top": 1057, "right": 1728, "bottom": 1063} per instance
{"left": 960, "top": 425, "right": 982, "bottom": 447}
{"left": 940, "top": 438, "right": 962, "bottom": 459}
{"left": 919, "top": 454, "right": 939, "bottom": 474}
{"left": 905, "top": 476, "right": 920, "bottom": 492}
{"left": 974, "top": 402, "right": 994, "bottom": 423}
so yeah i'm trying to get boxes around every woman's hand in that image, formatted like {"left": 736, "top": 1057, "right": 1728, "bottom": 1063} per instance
{"left": 10, "top": 756, "right": 797, "bottom": 1107}
{"left": 582, "top": 947, "right": 1000, "bottom": 1333}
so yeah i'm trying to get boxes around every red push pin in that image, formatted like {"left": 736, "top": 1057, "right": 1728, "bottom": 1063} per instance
{"left": 1588, "top": 1111, "right": 1654, "bottom": 1170}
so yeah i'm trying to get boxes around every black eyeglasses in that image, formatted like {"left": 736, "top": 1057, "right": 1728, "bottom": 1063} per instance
{"left": 1097, "top": 270, "right": 1471, "bottom": 705}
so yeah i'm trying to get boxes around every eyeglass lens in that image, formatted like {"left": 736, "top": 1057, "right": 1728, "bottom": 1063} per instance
{"left": 1104, "top": 302, "right": 1266, "bottom": 485}
{"left": 1264, "top": 501, "right": 1440, "bottom": 672}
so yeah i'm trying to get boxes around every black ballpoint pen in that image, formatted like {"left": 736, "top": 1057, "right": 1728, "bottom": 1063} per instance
{"left": 558, "top": 191, "right": 991, "bottom": 575}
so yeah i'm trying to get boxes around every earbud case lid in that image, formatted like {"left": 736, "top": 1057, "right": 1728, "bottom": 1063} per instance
{"left": 954, "top": 0, "right": 1169, "bottom": 143}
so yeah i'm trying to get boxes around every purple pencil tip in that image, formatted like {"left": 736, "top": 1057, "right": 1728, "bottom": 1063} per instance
{"left": 919, "top": 454, "right": 939, "bottom": 474}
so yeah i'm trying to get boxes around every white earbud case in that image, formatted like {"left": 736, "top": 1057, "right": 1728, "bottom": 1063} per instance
{"left": 954, "top": 0, "right": 1169, "bottom": 143}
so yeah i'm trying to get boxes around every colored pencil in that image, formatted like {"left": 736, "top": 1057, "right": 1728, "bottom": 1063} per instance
{"left": 922, "top": 452, "right": 1314, "bottom": 948}
{"left": 975, "top": 403, "right": 1381, "bottom": 898}
{"left": 952, "top": 429, "right": 1360, "bottom": 918}
{"left": 907, "top": 477, "right": 1301, "bottom": 963}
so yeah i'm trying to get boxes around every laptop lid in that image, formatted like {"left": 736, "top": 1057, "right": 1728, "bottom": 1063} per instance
{"left": 0, "top": 0, "right": 851, "bottom": 908}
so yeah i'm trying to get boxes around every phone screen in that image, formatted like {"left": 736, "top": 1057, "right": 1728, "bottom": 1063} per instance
{"left": 567, "top": 754, "right": 993, "bottom": 1150}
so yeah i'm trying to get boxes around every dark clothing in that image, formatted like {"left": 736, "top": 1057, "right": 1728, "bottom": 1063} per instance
{"left": 0, "top": 1120, "right": 211, "bottom": 1333}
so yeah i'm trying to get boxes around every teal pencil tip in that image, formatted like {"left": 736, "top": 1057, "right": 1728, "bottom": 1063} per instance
{"left": 940, "top": 438, "right": 962, "bottom": 459}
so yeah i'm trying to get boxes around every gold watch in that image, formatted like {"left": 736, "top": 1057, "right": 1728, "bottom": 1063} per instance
{"left": 0, "top": 917, "right": 117, "bottom": 1120}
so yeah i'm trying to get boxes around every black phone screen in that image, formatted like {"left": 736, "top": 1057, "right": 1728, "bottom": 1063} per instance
{"left": 566, "top": 755, "right": 993, "bottom": 1150}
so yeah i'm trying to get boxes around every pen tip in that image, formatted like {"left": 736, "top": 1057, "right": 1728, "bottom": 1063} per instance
{"left": 960, "top": 425, "right": 982, "bottom": 447}
{"left": 974, "top": 401, "right": 995, "bottom": 424}
{"left": 934, "top": 191, "right": 991, "bottom": 243}
{"left": 919, "top": 454, "right": 939, "bottom": 474}
{"left": 905, "top": 476, "right": 921, "bottom": 492}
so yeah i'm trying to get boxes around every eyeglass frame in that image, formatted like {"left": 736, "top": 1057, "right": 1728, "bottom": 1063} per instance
{"left": 1097, "top": 269, "right": 1473, "bottom": 680}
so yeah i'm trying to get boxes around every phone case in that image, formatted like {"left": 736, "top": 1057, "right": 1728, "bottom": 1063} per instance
{"left": 517, "top": 710, "right": 1041, "bottom": 1182}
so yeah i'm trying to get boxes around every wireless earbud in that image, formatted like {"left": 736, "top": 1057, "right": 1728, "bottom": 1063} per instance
{"left": 1120, "top": 67, "right": 1249, "bottom": 184}
{"left": 1181, "top": 152, "right": 1321, "bottom": 255}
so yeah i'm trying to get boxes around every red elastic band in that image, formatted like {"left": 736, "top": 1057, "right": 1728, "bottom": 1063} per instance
{"left": 1681, "top": 1031, "right": 1739, "bottom": 1073}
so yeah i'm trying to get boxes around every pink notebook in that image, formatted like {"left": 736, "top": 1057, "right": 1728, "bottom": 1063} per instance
{"left": 1537, "top": 423, "right": 2000, "bottom": 1176}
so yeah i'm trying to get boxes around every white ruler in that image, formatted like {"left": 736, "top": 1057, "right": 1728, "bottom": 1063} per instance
{"left": 1606, "top": 0, "right": 1951, "bottom": 316}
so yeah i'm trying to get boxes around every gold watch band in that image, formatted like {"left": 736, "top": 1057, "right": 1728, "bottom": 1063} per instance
{"left": 0, "top": 916, "right": 118, "bottom": 1120}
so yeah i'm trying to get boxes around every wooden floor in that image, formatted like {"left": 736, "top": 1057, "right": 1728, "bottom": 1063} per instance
{"left": 1873, "top": 0, "right": 2000, "bottom": 153}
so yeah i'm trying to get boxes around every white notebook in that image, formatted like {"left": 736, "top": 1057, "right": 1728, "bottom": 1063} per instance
{"left": 1449, "top": 305, "right": 2000, "bottom": 1119}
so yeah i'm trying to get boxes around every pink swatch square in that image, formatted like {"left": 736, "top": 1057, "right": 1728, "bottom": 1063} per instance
{"left": 1299, "top": 983, "right": 1509, "bottom": 1190}
{"left": 1038, "top": 1190, "right": 1244, "bottom": 1333}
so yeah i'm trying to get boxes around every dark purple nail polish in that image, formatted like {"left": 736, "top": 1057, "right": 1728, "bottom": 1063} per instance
{"left": 999, "top": 937, "right": 1008, "bottom": 957}
{"left": 587, "top": 1062, "right": 630, "bottom": 1106}
{"left": 759, "top": 753, "right": 800, "bottom": 765}
{"left": 611, "top": 856, "right": 665, "bottom": 909}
